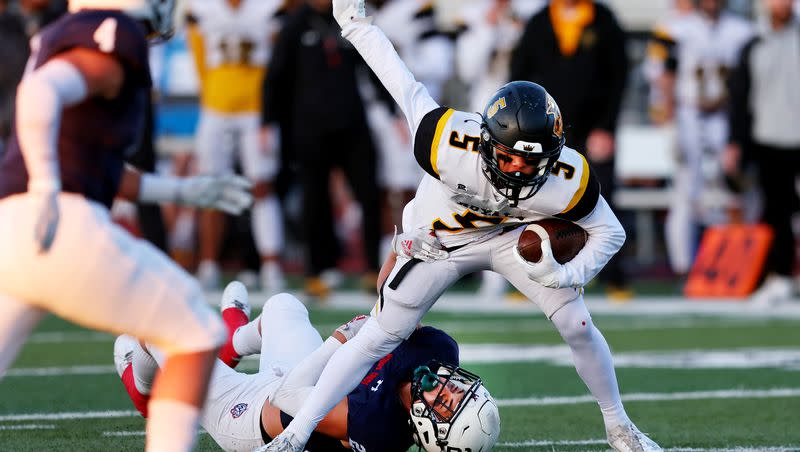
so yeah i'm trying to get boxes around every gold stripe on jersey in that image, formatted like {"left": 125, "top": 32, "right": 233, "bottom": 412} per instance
{"left": 561, "top": 154, "right": 590, "bottom": 214}
{"left": 556, "top": 153, "right": 601, "bottom": 221}
{"left": 429, "top": 108, "right": 455, "bottom": 176}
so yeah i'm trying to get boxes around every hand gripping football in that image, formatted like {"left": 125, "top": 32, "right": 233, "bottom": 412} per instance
{"left": 517, "top": 218, "right": 588, "bottom": 264}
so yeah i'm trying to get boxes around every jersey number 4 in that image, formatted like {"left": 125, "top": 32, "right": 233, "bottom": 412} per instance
{"left": 93, "top": 18, "right": 118, "bottom": 53}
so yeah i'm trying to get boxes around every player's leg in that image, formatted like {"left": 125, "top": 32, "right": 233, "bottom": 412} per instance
{"left": 279, "top": 252, "right": 465, "bottom": 446}
{"left": 195, "top": 109, "right": 233, "bottom": 289}
{"left": 114, "top": 334, "right": 158, "bottom": 417}
{"left": 0, "top": 294, "right": 45, "bottom": 377}
{"left": 218, "top": 280, "right": 252, "bottom": 368}
{"left": 240, "top": 116, "right": 285, "bottom": 293}
{"left": 56, "top": 195, "right": 225, "bottom": 451}
{"left": 493, "top": 230, "right": 661, "bottom": 450}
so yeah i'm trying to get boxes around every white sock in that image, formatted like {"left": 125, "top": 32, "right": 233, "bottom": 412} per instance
{"left": 232, "top": 314, "right": 263, "bottom": 357}
{"left": 252, "top": 195, "right": 283, "bottom": 256}
{"left": 551, "top": 299, "right": 630, "bottom": 431}
{"left": 146, "top": 399, "right": 200, "bottom": 452}
{"left": 132, "top": 344, "right": 159, "bottom": 395}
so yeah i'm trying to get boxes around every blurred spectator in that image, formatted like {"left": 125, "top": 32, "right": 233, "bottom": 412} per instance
{"left": 375, "top": 0, "right": 454, "bottom": 103}
{"left": 510, "top": 0, "right": 630, "bottom": 296}
{"left": 263, "top": 0, "right": 381, "bottom": 298}
{"left": 455, "top": 0, "right": 539, "bottom": 298}
{"left": 725, "top": 0, "right": 799, "bottom": 305}
{"left": 186, "top": 0, "right": 286, "bottom": 292}
{"left": 16, "top": 0, "right": 66, "bottom": 35}
{"left": 647, "top": 0, "right": 754, "bottom": 279}
{"left": 0, "top": 1, "right": 29, "bottom": 153}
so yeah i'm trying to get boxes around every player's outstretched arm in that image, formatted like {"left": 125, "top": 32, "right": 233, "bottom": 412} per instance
{"left": 119, "top": 166, "right": 254, "bottom": 215}
{"left": 332, "top": 0, "right": 438, "bottom": 134}
{"left": 17, "top": 48, "right": 123, "bottom": 252}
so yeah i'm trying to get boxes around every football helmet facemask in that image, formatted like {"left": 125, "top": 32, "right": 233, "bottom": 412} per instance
{"left": 480, "top": 81, "right": 565, "bottom": 205}
{"left": 69, "top": 0, "right": 176, "bottom": 42}
{"left": 410, "top": 361, "right": 500, "bottom": 452}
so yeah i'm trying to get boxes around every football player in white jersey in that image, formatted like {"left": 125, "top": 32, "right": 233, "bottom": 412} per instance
{"left": 647, "top": 0, "right": 754, "bottom": 276}
{"left": 0, "top": 0, "right": 256, "bottom": 450}
{"left": 262, "top": 1, "right": 662, "bottom": 451}
{"left": 186, "top": 0, "right": 286, "bottom": 291}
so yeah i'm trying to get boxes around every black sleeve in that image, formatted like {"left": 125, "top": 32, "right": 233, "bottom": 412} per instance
{"left": 728, "top": 37, "right": 757, "bottom": 150}
{"left": 509, "top": 12, "right": 545, "bottom": 82}
{"left": 262, "top": 14, "right": 299, "bottom": 126}
{"left": 594, "top": 6, "right": 628, "bottom": 133}
{"left": 413, "top": 106, "right": 451, "bottom": 179}
{"left": 555, "top": 163, "right": 601, "bottom": 222}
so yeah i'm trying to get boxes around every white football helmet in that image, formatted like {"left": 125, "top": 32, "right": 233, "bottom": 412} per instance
{"left": 410, "top": 362, "right": 501, "bottom": 451}
{"left": 69, "top": 0, "right": 176, "bottom": 41}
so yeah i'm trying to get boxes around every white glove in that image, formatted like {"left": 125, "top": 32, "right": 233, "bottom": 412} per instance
{"left": 33, "top": 191, "right": 59, "bottom": 254}
{"left": 332, "top": 0, "right": 368, "bottom": 29}
{"left": 391, "top": 225, "right": 449, "bottom": 262}
{"left": 334, "top": 314, "right": 369, "bottom": 342}
{"left": 178, "top": 174, "right": 253, "bottom": 215}
{"left": 512, "top": 226, "right": 565, "bottom": 289}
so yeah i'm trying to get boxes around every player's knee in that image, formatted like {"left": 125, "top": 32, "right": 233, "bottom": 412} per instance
{"left": 551, "top": 299, "right": 594, "bottom": 345}
{"left": 261, "top": 293, "right": 309, "bottom": 332}
{"left": 350, "top": 317, "right": 404, "bottom": 359}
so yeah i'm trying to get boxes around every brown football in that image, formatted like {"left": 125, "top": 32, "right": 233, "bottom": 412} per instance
{"left": 517, "top": 218, "right": 588, "bottom": 264}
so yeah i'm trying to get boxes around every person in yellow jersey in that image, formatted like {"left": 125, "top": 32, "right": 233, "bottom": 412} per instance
{"left": 187, "top": 0, "right": 286, "bottom": 291}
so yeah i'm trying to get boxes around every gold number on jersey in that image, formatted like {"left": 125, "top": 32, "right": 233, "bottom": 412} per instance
{"left": 432, "top": 210, "right": 505, "bottom": 232}
{"left": 550, "top": 161, "right": 575, "bottom": 179}
{"left": 219, "top": 39, "right": 255, "bottom": 65}
{"left": 449, "top": 132, "right": 480, "bottom": 153}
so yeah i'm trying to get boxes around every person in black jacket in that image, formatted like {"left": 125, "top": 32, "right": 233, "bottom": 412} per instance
{"left": 724, "top": 0, "right": 799, "bottom": 305}
{"left": 510, "top": 0, "right": 630, "bottom": 296}
{"left": 262, "top": 0, "right": 381, "bottom": 298}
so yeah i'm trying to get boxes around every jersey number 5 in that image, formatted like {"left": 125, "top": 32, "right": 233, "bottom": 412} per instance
{"left": 93, "top": 18, "right": 118, "bottom": 53}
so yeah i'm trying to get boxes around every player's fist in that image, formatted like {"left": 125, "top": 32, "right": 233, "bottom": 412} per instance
{"left": 333, "top": 0, "right": 367, "bottom": 28}
{"left": 334, "top": 314, "right": 369, "bottom": 342}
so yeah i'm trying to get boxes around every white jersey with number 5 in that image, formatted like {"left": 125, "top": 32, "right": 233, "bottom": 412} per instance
{"left": 409, "top": 107, "right": 599, "bottom": 248}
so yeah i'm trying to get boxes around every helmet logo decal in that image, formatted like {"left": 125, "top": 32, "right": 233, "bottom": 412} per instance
{"left": 546, "top": 95, "right": 564, "bottom": 139}
{"left": 513, "top": 141, "right": 543, "bottom": 153}
{"left": 486, "top": 97, "right": 507, "bottom": 119}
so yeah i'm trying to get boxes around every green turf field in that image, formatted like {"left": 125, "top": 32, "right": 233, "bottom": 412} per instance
{"left": 1, "top": 298, "right": 798, "bottom": 451}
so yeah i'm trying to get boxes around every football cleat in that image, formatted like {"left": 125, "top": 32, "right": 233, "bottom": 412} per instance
{"left": 221, "top": 280, "right": 251, "bottom": 318}
{"left": 219, "top": 281, "right": 251, "bottom": 368}
{"left": 253, "top": 431, "right": 304, "bottom": 452}
{"left": 113, "top": 334, "right": 138, "bottom": 379}
{"left": 607, "top": 423, "right": 662, "bottom": 452}
{"left": 113, "top": 335, "right": 151, "bottom": 417}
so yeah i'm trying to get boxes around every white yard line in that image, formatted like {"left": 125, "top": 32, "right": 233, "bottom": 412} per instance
{"left": 206, "top": 290, "right": 800, "bottom": 319}
{"left": 498, "top": 388, "right": 800, "bottom": 407}
{"left": 2, "top": 388, "right": 798, "bottom": 422}
{"left": 498, "top": 440, "right": 800, "bottom": 451}
{"left": 4, "top": 365, "right": 115, "bottom": 377}
{"left": 0, "top": 424, "right": 56, "bottom": 430}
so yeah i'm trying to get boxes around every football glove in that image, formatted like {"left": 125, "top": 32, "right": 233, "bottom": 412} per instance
{"left": 391, "top": 226, "right": 449, "bottom": 262}
{"left": 512, "top": 226, "right": 565, "bottom": 289}
{"left": 334, "top": 314, "right": 369, "bottom": 342}
{"left": 33, "top": 190, "right": 59, "bottom": 254}
{"left": 177, "top": 174, "right": 253, "bottom": 215}
{"left": 332, "top": 0, "right": 368, "bottom": 29}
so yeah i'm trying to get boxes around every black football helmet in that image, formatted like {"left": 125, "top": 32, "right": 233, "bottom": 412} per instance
{"left": 480, "top": 81, "right": 565, "bottom": 204}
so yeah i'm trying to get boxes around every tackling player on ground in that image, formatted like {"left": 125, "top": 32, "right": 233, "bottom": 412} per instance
{"left": 264, "top": 0, "right": 662, "bottom": 451}
{"left": 0, "top": 1, "right": 253, "bottom": 450}
{"left": 114, "top": 281, "right": 500, "bottom": 452}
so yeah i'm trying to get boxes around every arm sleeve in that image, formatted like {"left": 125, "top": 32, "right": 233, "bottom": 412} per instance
{"left": 269, "top": 337, "right": 342, "bottom": 416}
{"left": 558, "top": 195, "right": 626, "bottom": 287}
{"left": 340, "top": 20, "right": 439, "bottom": 134}
{"left": 16, "top": 58, "right": 88, "bottom": 192}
